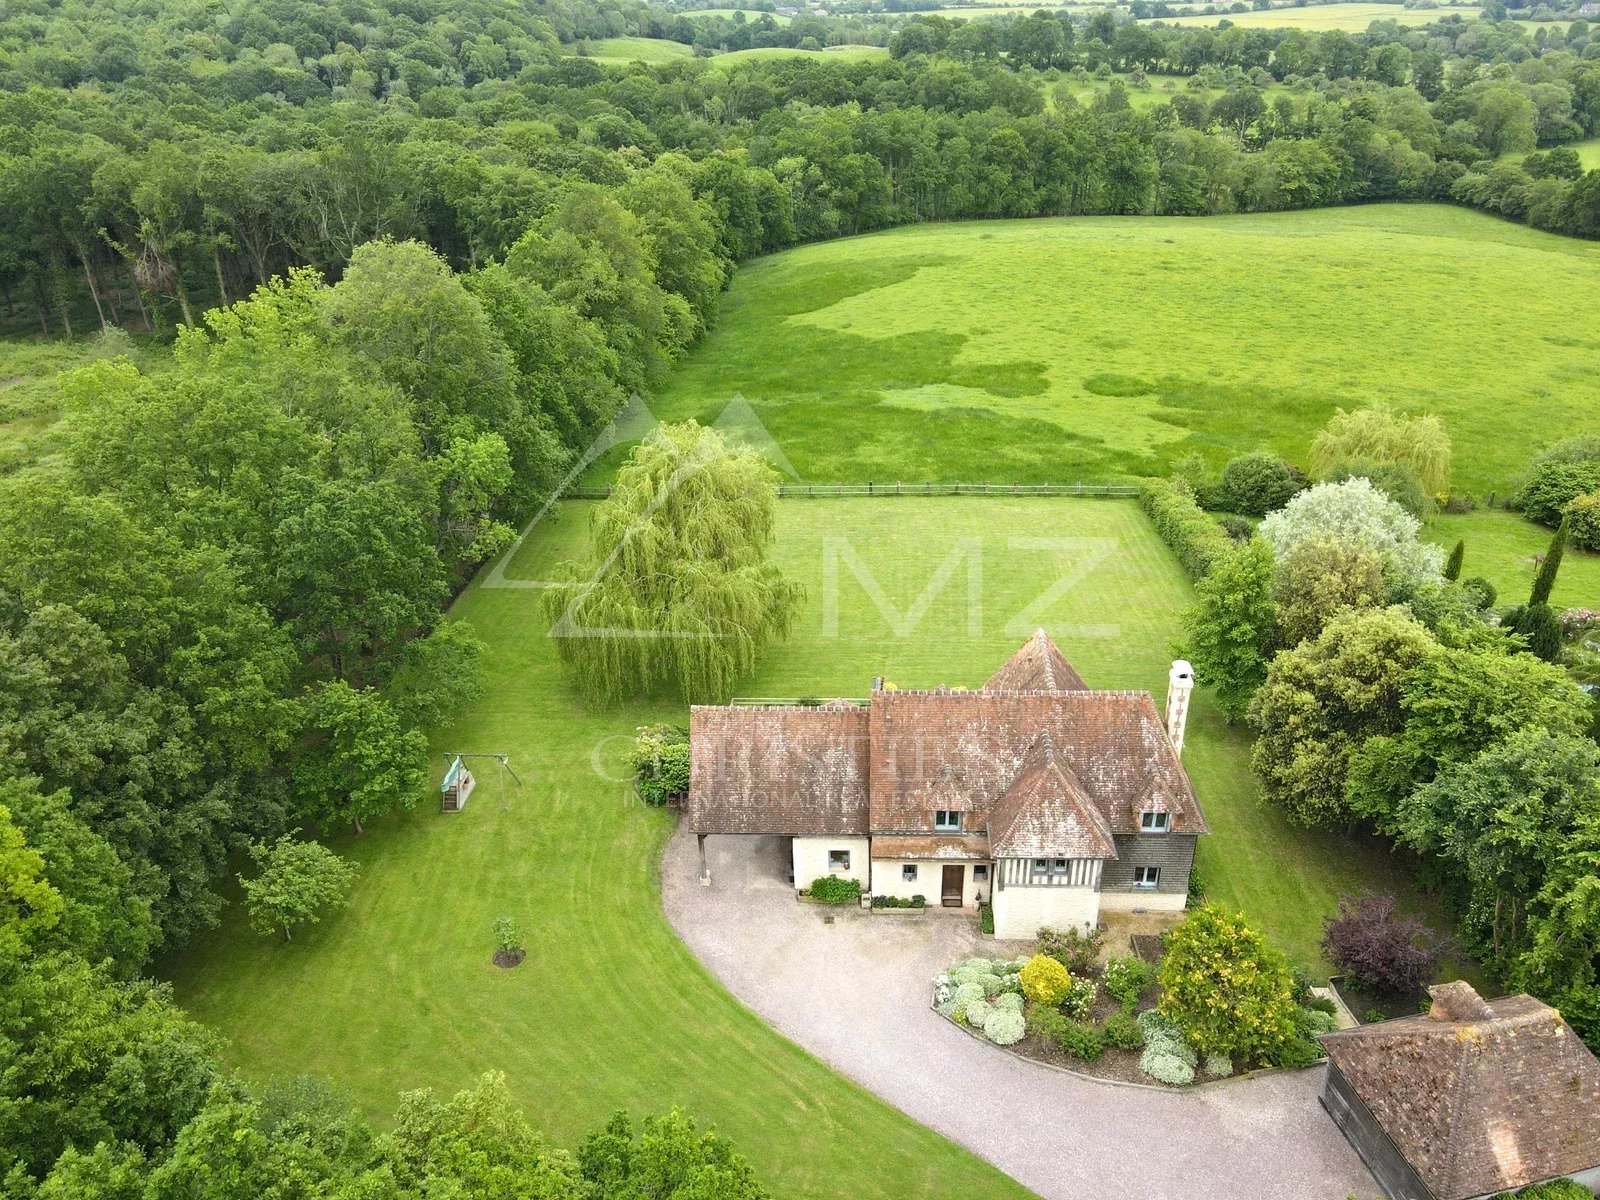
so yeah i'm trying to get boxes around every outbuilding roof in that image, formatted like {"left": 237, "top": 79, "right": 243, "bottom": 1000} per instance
{"left": 1319, "top": 981, "right": 1600, "bottom": 1200}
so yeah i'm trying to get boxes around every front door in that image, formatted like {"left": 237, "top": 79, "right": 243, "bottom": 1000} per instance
{"left": 941, "top": 865, "right": 964, "bottom": 907}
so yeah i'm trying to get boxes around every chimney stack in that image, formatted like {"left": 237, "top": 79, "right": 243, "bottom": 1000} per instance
{"left": 1427, "top": 981, "right": 1493, "bottom": 1024}
{"left": 1166, "top": 660, "right": 1194, "bottom": 756}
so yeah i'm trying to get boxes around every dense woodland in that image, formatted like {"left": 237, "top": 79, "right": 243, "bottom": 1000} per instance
{"left": 4, "top": 0, "right": 1600, "bottom": 1193}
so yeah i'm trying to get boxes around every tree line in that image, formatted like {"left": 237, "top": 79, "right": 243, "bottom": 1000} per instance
{"left": 7, "top": 0, "right": 1600, "bottom": 337}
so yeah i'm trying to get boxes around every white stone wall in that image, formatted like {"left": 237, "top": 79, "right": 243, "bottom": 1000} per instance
{"left": 871, "top": 859, "right": 991, "bottom": 908}
{"left": 992, "top": 883, "right": 1100, "bottom": 940}
{"left": 791, "top": 836, "right": 870, "bottom": 892}
{"left": 1098, "top": 889, "right": 1187, "bottom": 913}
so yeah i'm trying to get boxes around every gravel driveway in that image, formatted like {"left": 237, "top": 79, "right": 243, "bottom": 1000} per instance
{"left": 662, "top": 830, "right": 1375, "bottom": 1200}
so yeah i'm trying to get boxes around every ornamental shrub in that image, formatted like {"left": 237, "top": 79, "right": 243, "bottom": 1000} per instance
{"left": 1101, "top": 1011, "right": 1144, "bottom": 1051}
{"left": 984, "top": 1008, "right": 1026, "bottom": 1046}
{"left": 1460, "top": 575, "right": 1497, "bottom": 610}
{"left": 1037, "top": 925, "right": 1103, "bottom": 975}
{"left": 951, "top": 982, "right": 985, "bottom": 1009}
{"left": 1496, "top": 1182, "right": 1596, "bottom": 1199}
{"left": 1258, "top": 478, "right": 1444, "bottom": 599}
{"left": 1056, "top": 1020, "right": 1104, "bottom": 1062}
{"left": 1102, "top": 956, "right": 1157, "bottom": 1010}
{"left": 992, "top": 991, "right": 1024, "bottom": 1015}
{"left": 1322, "top": 893, "right": 1444, "bottom": 997}
{"left": 1139, "top": 1049, "right": 1195, "bottom": 1086}
{"left": 950, "top": 1005, "right": 967, "bottom": 1025}
{"left": 808, "top": 876, "right": 860, "bottom": 904}
{"left": 1520, "top": 460, "right": 1600, "bottom": 527}
{"left": 965, "top": 998, "right": 992, "bottom": 1028}
{"left": 1060, "top": 977, "right": 1098, "bottom": 1020}
{"left": 1567, "top": 492, "right": 1600, "bottom": 551}
{"left": 627, "top": 724, "right": 690, "bottom": 805}
{"left": 1203, "top": 1052, "right": 1234, "bottom": 1079}
{"left": 1326, "top": 459, "right": 1428, "bottom": 518}
{"left": 1158, "top": 906, "right": 1299, "bottom": 1064}
{"left": 1218, "top": 452, "right": 1303, "bottom": 517}
{"left": 1019, "top": 954, "right": 1073, "bottom": 1006}
{"left": 1502, "top": 602, "right": 1563, "bottom": 661}
{"left": 1139, "top": 478, "right": 1233, "bottom": 579}
{"left": 1026, "top": 1001, "right": 1070, "bottom": 1043}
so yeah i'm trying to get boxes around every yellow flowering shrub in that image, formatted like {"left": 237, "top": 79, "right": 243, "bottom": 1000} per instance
{"left": 1019, "top": 953, "right": 1073, "bottom": 1006}
{"left": 1157, "top": 905, "right": 1298, "bottom": 1064}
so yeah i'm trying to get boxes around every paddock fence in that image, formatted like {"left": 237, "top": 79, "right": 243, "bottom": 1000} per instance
{"left": 562, "top": 481, "right": 1140, "bottom": 500}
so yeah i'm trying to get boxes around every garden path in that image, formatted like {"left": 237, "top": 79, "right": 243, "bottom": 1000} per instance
{"left": 662, "top": 830, "right": 1376, "bottom": 1200}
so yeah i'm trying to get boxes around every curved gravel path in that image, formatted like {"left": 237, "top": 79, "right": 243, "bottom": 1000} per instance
{"left": 662, "top": 829, "right": 1375, "bottom": 1200}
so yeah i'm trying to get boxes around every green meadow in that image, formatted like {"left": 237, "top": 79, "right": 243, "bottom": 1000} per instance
{"left": 1150, "top": 1, "right": 1481, "bottom": 29}
{"left": 709, "top": 43, "right": 890, "bottom": 65}
{"left": 1426, "top": 509, "right": 1600, "bottom": 610}
{"left": 572, "top": 35, "right": 695, "bottom": 62}
{"left": 163, "top": 496, "right": 1449, "bottom": 1196}
{"left": 647, "top": 205, "right": 1600, "bottom": 494}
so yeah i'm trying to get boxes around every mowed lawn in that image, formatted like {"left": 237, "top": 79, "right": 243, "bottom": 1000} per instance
{"left": 1149, "top": 2, "right": 1480, "bottom": 28}
{"left": 645, "top": 205, "right": 1600, "bottom": 494}
{"left": 1426, "top": 508, "right": 1600, "bottom": 610}
{"left": 165, "top": 497, "right": 1448, "bottom": 1197}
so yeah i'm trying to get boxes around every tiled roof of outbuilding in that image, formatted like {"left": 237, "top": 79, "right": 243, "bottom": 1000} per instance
{"left": 1319, "top": 982, "right": 1600, "bottom": 1200}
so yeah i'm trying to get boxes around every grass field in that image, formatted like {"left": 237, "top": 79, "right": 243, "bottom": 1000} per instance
{"left": 1426, "top": 509, "right": 1600, "bottom": 610}
{"left": 709, "top": 43, "right": 890, "bottom": 65}
{"left": 643, "top": 205, "right": 1600, "bottom": 495}
{"left": 681, "top": 6, "right": 794, "bottom": 21}
{"left": 1149, "top": 1, "right": 1480, "bottom": 28}
{"left": 0, "top": 338, "right": 122, "bottom": 473}
{"left": 1573, "top": 137, "right": 1600, "bottom": 171}
{"left": 163, "top": 497, "right": 1459, "bottom": 1195}
{"left": 573, "top": 35, "right": 695, "bottom": 62}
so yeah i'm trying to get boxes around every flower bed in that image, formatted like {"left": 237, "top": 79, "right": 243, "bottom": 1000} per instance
{"left": 931, "top": 918, "right": 1338, "bottom": 1088}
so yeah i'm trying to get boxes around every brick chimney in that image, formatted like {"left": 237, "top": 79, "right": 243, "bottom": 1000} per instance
{"left": 1427, "top": 981, "right": 1493, "bottom": 1023}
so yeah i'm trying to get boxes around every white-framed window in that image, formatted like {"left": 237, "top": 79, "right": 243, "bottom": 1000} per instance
{"left": 1140, "top": 811, "right": 1171, "bottom": 833}
{"left": 973, "top": 865, "right": 989, "bottom": 881}
{"left": 902, "top": 864, "right": 918, "bottom": 883}
{"left": 934, "top": 810, "right": 962, "bottom": 831}
{"left": 828, "top": 849, "right": 851, "bottom": 872}
{"left": 1133, "top": 866, "right": 1160, "bottom": 890}
{"left": 1031, "top": 857, "right": 1070, "bottom": 882}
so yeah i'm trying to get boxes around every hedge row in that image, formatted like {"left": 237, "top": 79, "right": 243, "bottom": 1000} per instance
{"left": 1138, "top": 478, "right": 1234, "bottom": 579}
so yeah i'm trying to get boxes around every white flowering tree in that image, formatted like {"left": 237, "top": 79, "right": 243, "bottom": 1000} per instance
{"left": 1258, "top": 478, "right": 1444, "bottom": 598}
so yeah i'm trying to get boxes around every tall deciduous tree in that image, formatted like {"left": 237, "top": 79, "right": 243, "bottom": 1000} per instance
{"left": 546, "top": 422, "right": 801, "bottom": 704}
{"left": 239, "top": 834, "right": 358, "bottom": 941}
{"left": 294, "top": 681, "right": 428, "bottom": 835}
{"left": 1181, "top": 538, "right": 1276, "bottom": 721}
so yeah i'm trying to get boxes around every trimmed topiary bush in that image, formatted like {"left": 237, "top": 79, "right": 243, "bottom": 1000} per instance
{"left": 965, "top": 998, "right": 992, "bottom": 1029}
{"left": 1460, "top": 575, "right": 1496, "bottom": 610}
{"left": 1139, "top": 478, "right": 1233, "bottom": 579}
{"left": 951, "top": 981, "right": 984, "bottom": 1009}
{"left": 1056, "top": 1019, "right": 1105, "bottom": 1063}
{"left": 984, "top": 1008, "right": 1026, "bottom": 1046}
{"left": 1140, "top": 1049, "right": 1196, "bottom": 1086}
{"left": 1203, "top": 1052, "right": 1234, "bottom": 1078}
{"left": 1020, "top": 953, "right": 1073, "bottom": 1006}
{"left": 992, "top": 991, "right": 1024, "bottom": 1015}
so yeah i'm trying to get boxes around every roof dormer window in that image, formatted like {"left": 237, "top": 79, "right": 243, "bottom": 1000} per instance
{"left": 934, "top": 810, "right": 962, "bottom": 832}
{"left": 1140, "top": 810, "right": 1171, "bottom": 833}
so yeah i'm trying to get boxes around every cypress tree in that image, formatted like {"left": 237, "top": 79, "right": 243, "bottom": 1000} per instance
{"left": 1443, "top": 539, "right": 1464, "bottom": 581}
{"left": 1529, "top": 518, "right": 1568, "bottom": 606}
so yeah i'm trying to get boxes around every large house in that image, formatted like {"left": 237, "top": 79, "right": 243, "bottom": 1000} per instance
{"left": 687, "top": 630, "right": 1207, "bottom": 939}
{"left": 1318, "top": 981, "right": 1600, "bottom": 1200}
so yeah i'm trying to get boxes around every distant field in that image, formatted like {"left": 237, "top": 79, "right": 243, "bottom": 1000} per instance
{"left": 1048, "top": 70, "right": 1298, "bottom": 112}
{"left": 1149, "top": 2, "right": 1479, "bottom": 28}
{"left": 680, "top": 6, "right": 794, "bottom": 21}
{"left": 710, "top": 43, "right": 889, "bottom": 65}
{"left": 1575, "top": 137, "right": 1600, "bottom": 171}
{"left": 940, "top": 3, "right": 1097, "bottom": 16}
{"left": 0, "top": 339, "right": 104, "bottom": 472}
{"left": 646, "top": 205, "right": 1600, "bottom": 494}
{"left": 573, "top": 35, "right": 694, "bottom": 62}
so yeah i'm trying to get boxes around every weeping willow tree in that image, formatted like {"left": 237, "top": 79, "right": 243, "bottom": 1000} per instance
{"left": 1311, "top": 407, "right": 1453, "bottom": 496}
{"left": 545, "top": 421, "right": 801, "bottom": 703}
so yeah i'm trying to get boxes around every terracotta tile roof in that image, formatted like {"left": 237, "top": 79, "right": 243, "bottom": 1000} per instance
{"left": 867, "top": 687, "right": 1205, "bottom": 840}
{"left": 1320, "top": 982, "right": 1600, "bottom": 1200}
{"left": 687, "top": 704, "right": 869, "bottom": 835}
{"left": 687, "top": 632, "right": 1205, "bottom": 856}
{"left": 983, "top": 627, "right": 1089, "bottom": 692}
{"left": 869, "top": 834, "right": 991, "bottom": 860}
{"left": 988, "top": 730, "right": 1118, "bottom": 859}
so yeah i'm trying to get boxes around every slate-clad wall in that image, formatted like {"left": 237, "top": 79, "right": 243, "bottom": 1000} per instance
{"left": 1100, "top": 833, "right": 1196, "bottom": 895}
